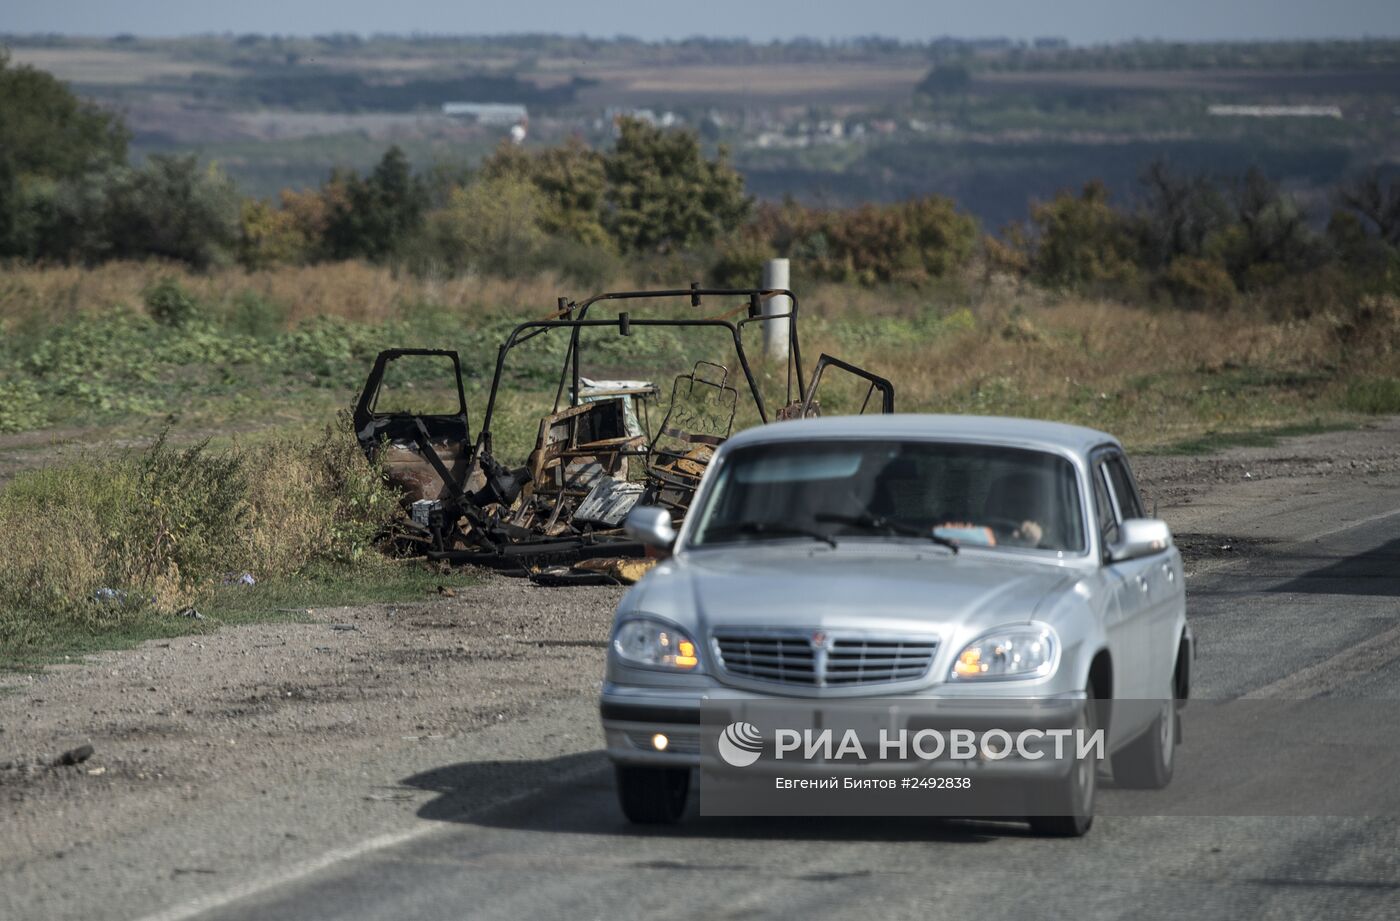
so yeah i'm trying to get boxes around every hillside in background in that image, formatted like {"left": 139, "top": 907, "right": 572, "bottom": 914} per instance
{"left": 3, "top": 33, "right": 1397, "bottom": 227}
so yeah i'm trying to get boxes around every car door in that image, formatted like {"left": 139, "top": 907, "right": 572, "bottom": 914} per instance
{"left": 1104, "top": 452, "right": 1181, "bottom": 699}
{"left": 352, "top": 349, "right": 476, "bottom": 549}
{"left": 790, "top": 353, "right": 896, "bottom": 418}
{"left": 1091, "top": 450, "right": 1154, "bottom": 714}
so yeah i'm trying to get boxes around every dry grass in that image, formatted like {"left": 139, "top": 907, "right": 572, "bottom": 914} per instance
{"left": 2, "top": 262, "right": 1395, "bottom": 456}
{"left": 798, "top": 288, "right": 1399, "bottom": 448}
{"left": 0, "top": 261, "right": 600, "bottom": 330}
{"left": 0, "top": 426, "right": 401, "bottom": 652}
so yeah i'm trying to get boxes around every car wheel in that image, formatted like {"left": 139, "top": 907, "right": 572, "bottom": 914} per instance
{"left": 616, "top": 765, "right": 690, "bottom": 824}
{"left": 1027, "top": 686, "right": 1098, "bottom": 838}
{"left": 1110, "top": 682, "right": 1176, "bottom": 790}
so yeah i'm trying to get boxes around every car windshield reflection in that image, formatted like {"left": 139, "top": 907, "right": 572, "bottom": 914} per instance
{"left": 688, "top": 439, "right": 1085, "bottom": 554}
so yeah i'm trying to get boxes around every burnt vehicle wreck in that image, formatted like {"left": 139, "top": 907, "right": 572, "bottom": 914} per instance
{"left": 352, "top": 286, "right": 895, "bottom": 581}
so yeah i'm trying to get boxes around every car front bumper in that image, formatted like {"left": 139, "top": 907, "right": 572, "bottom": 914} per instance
{"left": 600, "top": 682, "right": 1092, "bottom": 780}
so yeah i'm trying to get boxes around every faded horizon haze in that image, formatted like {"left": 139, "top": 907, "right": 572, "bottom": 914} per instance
{"left": 2, "top": 0, "right": 1397, "bottom": 44}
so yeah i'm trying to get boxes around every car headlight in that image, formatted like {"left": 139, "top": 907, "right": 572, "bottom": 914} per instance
{"left": 951, "top": 626, "right": 1057, "bottom": 680}
{"left": 611, "top": 617, "right": 700, "bottom": 670}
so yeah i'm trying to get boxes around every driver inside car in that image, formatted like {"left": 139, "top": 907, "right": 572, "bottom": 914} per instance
{"left": 982, "top": 471, "right": 1051, "bottom": 547}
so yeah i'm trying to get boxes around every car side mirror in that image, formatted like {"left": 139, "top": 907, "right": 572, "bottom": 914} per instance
{"left": 625, "top": 505, "right": 677, "bottom": 550}
{"left": 1108, "top": 518, "right": 1172, "bottom": 562}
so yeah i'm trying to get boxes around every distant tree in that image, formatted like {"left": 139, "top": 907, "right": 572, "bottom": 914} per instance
{"left": 1028, "top": 181, "right": 1141, "bottom": 291}
{"left": 1136, "top": 160, "right": 1231, "bottom": 268}
{"left": 238, "top": 194, "right": 322, "bottom": 270}
{"left": 415, "top": 175, "right": 546, "bottom": 278}
{"left": 1339, "top": 168, "right": 1400, "bottom": 246}
{"left": 0, "top": 52, "right": 128, "bottom": 182}
{"left": 0, "top": 52, "right": 130, "bottom": 258}
{"left": 323, "top": 146, "right": 427, "bottom": 261}
{"left": 750, "top": 195, "right": 977, "bottom": 285}
{"left": 602, "top": 117, "right": 751, "bottom": 254}
{"left": 10, "top": 168, "right": 117, "bottom": 262}
{"left": 1212, "top": 169, "right": 1320, "bottom": 288}
{"left": 104, "top": 155, "right": 241, "bottom": 268}
{"left": 482, "top": 137, "right": 611, "bottom": 248}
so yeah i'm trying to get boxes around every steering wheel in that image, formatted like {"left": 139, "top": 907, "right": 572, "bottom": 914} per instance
{"left": 977, "top": 515, "right": 1032, "bottom": 540}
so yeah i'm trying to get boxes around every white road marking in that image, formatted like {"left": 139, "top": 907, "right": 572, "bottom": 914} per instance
{"left": 129, "top": 761, "right": 605, "bottom": 921}
{"left": 1244, "top": 621, "right": 1400, "bottom": 700}
{"left": 1295, "top": 504, "right": 1400, "bottom": 545}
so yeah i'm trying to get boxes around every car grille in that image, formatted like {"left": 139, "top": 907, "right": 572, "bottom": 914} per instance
{"left": 712, "top": 631, "right": 938, "bottom": 688}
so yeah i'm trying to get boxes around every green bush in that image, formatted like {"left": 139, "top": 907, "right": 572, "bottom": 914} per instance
{"left": 144, "top": 277, "right": 203, "bottom": 327}
{"left": 225, "top": 289, "right": 289, "bottom": 338}
{"left": 752, "top": 196, "right": 977, "bottom": 286}
{"left": 105, "top": 155, "right": 242, "bottom": 268}
{"left": 709, "top": 236, "right": 775, "bottom": 288}
{"left": 1156, "top": 257, "right": 1237, "bottom": 309}
{"left": 0, "top": 378, "right": 46, "bottom": 433}
{"left": 1029, "top": 181, "right": 1141, "bottom": 292}
{"left": 414, "top": 175, "right": 546, "bottom": 278}
{"left": 535, "top": 235, "right": 623, "bottom": 290}
{"left": 0, "top": 426, "right": 401, "bottom": 650}
{"left": 1343, "top": 378, "right": 1400, "bottom": 414}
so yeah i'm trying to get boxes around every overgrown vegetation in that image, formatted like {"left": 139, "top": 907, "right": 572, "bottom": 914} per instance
{"left": 0, "top": 425, "right": 404, "bottom": 662}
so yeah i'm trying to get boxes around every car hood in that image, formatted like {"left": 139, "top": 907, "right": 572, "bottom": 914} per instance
{"left": 628, "top": 544, "right": 1078, "bottom": 640}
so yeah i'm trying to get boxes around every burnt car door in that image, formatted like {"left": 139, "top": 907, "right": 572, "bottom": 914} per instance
{"left": 353, "top": 349, "right": 474, "bottom": 546}
{"left": 791, "top": 353, "right": 896, "bottom": 419}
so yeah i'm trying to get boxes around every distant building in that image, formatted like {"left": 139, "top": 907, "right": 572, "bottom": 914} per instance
{"left": 1208, "top": 104, "right": 1343, "bottom": 119}
{"left": 603, "top": 108, "right": 681, "bottom": 130}
{"left": 441, "top": 103, "right": 529, "bottom": 125}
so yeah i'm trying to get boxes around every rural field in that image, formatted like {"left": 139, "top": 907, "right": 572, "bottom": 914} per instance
{"left": 2, "top": 258, "right": 1397, "bottom": 664}
{"left": 5, "top": 34, "right": 1397, "bottom": 222}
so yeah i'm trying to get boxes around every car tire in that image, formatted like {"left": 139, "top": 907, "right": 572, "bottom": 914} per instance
{"left": 616, "top": 765, "right": 690, "bottom": 824}
{"left": 1111, "top": 686, "right": 1176, "bottom": 790}
{"left": 1027, "top": 686, "right": 1099, "bottom": 838}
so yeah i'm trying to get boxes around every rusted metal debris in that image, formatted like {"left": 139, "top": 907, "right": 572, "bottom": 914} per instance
{"left": 352, "top": 285, "right": 896, "bottom": 584}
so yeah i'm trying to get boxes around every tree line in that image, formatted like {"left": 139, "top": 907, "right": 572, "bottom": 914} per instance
{"left": 1, "top": 52, "right": 1396, "bottom": 315}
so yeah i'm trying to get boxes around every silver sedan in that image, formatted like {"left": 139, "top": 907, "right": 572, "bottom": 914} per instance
{"left": 600, "top": 414, "right": 1191, "bottom": 836}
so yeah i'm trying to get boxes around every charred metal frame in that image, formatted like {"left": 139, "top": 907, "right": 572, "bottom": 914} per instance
{"left": 801, "top": 353, "right": 896, "bottom": 417}
{"left": 471, "top": 285, "right": 803, "bottom": 467}
{"left": 353, "top": 286, "right": 899, "bottom": 574}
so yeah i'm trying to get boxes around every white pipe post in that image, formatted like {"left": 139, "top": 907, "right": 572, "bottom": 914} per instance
{"left": 761, "top": 258, "right": 790, "bottom": 364}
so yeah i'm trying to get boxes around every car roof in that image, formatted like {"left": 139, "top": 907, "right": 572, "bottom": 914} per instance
{"left": 725, "top": 413, "right": 1118, "bottom": 458}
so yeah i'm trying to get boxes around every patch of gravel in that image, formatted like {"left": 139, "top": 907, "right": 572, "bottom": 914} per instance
{"left": 1133, "top": 417, "right": 1400, "bottom": 512}
{"left": 0, "top": 576, "right": 624, "bottom": 860}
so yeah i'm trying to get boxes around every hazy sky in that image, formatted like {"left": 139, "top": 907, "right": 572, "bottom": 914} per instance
{"left": 2, "top": 0, "right": 1397, "bottom": 44}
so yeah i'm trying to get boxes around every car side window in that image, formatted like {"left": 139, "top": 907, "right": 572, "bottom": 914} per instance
{"left": 1093, "top": 463, "right": 1120, "bottom": 549}
{"left": 1105, "top": 455, "right": 1144, "bottom": 520}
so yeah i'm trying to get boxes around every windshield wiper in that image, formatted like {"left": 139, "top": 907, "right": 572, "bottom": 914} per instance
{"left": 705, "top": 521, "right": 838, "bottom": 548}
{"left": 814, "top": 513, "right": 959, "bottom": 554}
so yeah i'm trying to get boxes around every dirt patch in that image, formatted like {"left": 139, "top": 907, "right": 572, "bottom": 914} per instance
{"left": 1171, "top": 532, "right": 1279, "bottom": 567}
{"left": 0, "top": 576, "right": 623, "bottom": 862}
{"left": 1133, "top": 418, "right": 1400, "bottom": 513}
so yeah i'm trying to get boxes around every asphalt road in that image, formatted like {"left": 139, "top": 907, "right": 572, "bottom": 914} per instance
{"left": 167, "top": 485, "right": 1400, "bottom": 921}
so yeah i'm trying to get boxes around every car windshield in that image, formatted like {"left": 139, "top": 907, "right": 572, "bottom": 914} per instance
{"left": 689, "top": 439, "right": 1086, "bottom": 554}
